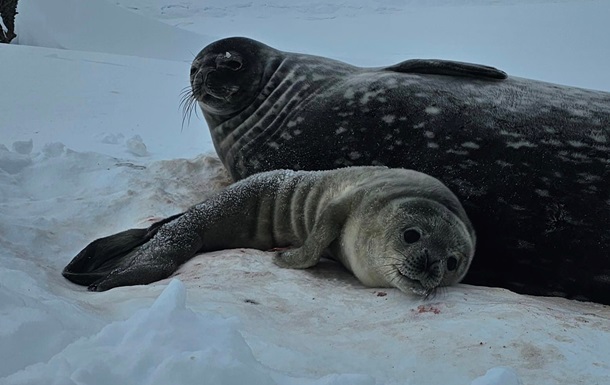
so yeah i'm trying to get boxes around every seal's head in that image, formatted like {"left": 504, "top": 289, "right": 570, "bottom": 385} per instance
{"left": 344, "top": 197, "right": 476, "bottom": 297}
{"left": 184, "top": 37, "right": 282, "bottom": 123}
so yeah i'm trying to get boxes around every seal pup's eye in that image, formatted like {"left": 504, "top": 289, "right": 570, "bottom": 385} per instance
{"left": 446, "top": 256, "right": 459, "bottom": 271}
{"left": 403, "top": 229, "right": 421, "bottom": 244}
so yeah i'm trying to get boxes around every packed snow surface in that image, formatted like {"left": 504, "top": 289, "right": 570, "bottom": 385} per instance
{"left": 2, "top": 0, "right": 610, "bottom": 384}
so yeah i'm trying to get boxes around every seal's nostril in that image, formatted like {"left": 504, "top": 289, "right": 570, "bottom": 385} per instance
{"left": 224, "top": 60, "right": 242, "bottom": 71}
{"left": 447, "top": 256, "right": 458, "bottom": 271}
{"left": 216, "top": 53, "right": 243, "bottom": 71}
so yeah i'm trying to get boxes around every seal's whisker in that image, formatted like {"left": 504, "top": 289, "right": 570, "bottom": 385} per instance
{"left": 382, "top": 267, "right": 407, "bottom": 287}
{"left": 376, "top": 259, "right": 404, "bottom": 266}
{"left": 423, "top": 287, "right": 438, "bottom": 300}
{"left": 434, "top": 286, "right": 448, "bottom": 298}
{"left": 387, "top": 272, "right": 403, "bottom": 286}
{"left": 179, "top": 86, "right": 199, "bottom": 130}
{"left": 377, "top": 265, "right": 399, "bottom": 276}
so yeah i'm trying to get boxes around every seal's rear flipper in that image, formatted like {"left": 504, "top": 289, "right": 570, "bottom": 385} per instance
{"left": 62, "top": 213, "right": 185, "bottom": 286}
{"left": 62, "top": 228, "right": 150, "bottom": 285}
{"left": 384, "top": 59, "right": 507, "bottom": 80}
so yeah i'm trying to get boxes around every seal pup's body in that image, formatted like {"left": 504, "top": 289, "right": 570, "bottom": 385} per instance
{"left": 188, "top": 37, "right": 610, "bottom": 303}
{"left": 64, "top": 167, "right": 476, "bottom": 295}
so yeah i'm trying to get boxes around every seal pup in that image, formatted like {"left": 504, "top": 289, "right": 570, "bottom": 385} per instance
{"left": 63, "top": 167, "right": 476, "bottom": 295}
{"left": 186, "top": 37, "right": 610, "bottom": 303}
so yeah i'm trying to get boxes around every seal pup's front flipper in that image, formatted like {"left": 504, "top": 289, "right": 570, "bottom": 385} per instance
{"left": 383, "top": 59, "right": 507, "bottom": 80}
{"left": 62, "top": 213, "right": 185, "bottom": 287}
{"left": 273, "top": 200, "right": 347, "bottom": 269}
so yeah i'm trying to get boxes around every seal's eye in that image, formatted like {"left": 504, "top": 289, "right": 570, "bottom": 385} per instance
{"left": 403, "top": 229, "right": 421, "bottom": 244}
{"left": 446, "top": 256, "right": 458, "bottom": 271}
{"left": 190, "top": 66, "right": 198, "bottom": 76}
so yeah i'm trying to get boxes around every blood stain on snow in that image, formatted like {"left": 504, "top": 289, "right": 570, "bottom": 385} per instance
{"left": 415, "top": 305, "right": 441, "bottom": 314}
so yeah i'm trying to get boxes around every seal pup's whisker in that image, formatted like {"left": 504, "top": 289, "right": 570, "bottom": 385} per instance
{"left": 423, "top": 287, "right": 439, "bottom": 301}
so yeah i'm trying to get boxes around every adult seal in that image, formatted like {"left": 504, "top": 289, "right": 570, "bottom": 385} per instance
{"left": 186, "top": 37, "right": 610, "bottom": 303}
{"left": 63, "top": 167, "right": 476, "bottom": 295}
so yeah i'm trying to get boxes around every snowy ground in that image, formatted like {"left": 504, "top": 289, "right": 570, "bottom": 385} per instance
{"left": 1, "top": 0, "right": 610, "bottom": 384}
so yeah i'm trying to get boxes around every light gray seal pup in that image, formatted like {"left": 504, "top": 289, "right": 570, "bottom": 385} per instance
{"left": 63, "top": 167, "right": 476, "bottom": 295}
{"left": 184, "top": 37, "right": 610, "bottom": 304}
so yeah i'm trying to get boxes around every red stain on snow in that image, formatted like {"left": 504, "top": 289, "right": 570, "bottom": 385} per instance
{"left": 416, "top": 305, "right": 441, "bottom": 314}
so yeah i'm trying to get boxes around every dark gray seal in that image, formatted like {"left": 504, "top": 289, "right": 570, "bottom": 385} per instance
{"left": 63, "top": 167, "right": 476, "bottom": 295}
{"left": 185, "top": 37, "right": 610, "bottom": 304}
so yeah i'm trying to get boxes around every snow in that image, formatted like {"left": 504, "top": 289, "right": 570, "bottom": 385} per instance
{"left": 4, "top": 280, "right": 374, "bottom": 385}
{"left": 15, "top": 0, "right": 212, "bottom": 61}
{"left": 1, "top": 0, "right": 609, "bottom": 384}
{"left": 471, "top": 368, "right": 522, "bottom": 385}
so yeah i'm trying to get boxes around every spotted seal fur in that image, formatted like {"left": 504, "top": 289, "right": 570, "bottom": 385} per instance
{"left": 185, "top": 37, "right": 610, "bottom": 303}
{"left": 63, "top": 167, "right": 476, "bottom": 295}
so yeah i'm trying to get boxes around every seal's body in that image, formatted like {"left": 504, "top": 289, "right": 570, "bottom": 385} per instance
{"left": 63, "top": 167, "right": 476, "bottom": 295}
{"left": 188, "top": 37, "right": 610, "bottom": 303}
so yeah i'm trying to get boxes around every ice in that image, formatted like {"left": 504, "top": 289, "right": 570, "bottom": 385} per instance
{"left": 471, "top": 367, "right": 523, "bottom": 385}
{"left": 0, "top": 146, "right": 31, "bottom": 174}
{"left": 126, "top": 135, "right": 149, "bottom": 157}
{"left": 2, "top": 280, "right": 374, "bottom": 385}
{"left": 11, "top": 140, "right": 33, "bottom": 155}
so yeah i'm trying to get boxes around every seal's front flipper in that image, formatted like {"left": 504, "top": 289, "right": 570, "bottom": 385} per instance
{"left": 384, "top": 59, "right": 507, "bottom": 80}
{"left": 273, "top": 200, "right": 345, "bottom": 269}
{"left": 62, "top": 213, "right": 185, "bottom": 286}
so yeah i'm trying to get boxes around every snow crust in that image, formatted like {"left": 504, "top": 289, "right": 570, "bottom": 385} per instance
{"left": 4, "top": 280, "right": 375, "bottom": 385}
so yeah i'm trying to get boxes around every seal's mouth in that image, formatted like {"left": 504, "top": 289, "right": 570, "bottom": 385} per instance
{"left": 189, "top": 67, "right": 241, "bottom": 107}
{"left": 203, "top": 72, "right": 240, "bottom": 101}
{"left": 396, "top": 264, "right": 436, "bottom": 298}
{"left": 182, "top": 67, "right": 241, "bottom": 121}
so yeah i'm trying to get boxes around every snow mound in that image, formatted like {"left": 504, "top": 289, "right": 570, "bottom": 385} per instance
{"left": 0, "top": 44, "right": 214, "bottom": 160}
{"left": 471, "top": 367, "right": 522, "bottom": 385}
{"left": 16, "top": 0, "right": 214, "bottom": 61}
{"left": 0, "top": 267, "right": 106, "bottom": 379}
{"left": 0, "top": 145, "right": 32, "bottom": 174}
{"left": 2, "top": 280, "right": 374, "bottom": 385}
{"left": 126, "top": 135, "right": 149, "bottom": 157}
